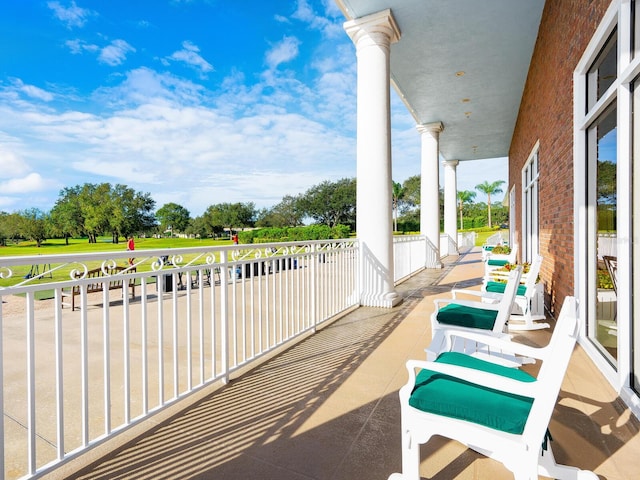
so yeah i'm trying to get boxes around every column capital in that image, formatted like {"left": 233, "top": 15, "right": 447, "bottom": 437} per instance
{"left": 416, "top": 122, "right": 444, "bottom": 135}
{"left": 344, "top": 9, "right": 401, "bottom": 47}
{"left": 443, "top": 159, "right": 459, "bottom": 168}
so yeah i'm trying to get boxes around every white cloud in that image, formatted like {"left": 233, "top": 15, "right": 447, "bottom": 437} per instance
{"left": 0, "top": 27, "right": 361, "bottom": 215}
{"left": 65, "top": 38, "right": 134, "bottom": 66}
{"left": 96, "top": 67, "right": 206, "bottom": 106}
{"left": 99, "top": 39, "right": 136, "bottom": 66}
{"left": 320, "top": 0, "right": 342, "bottom": 18}
{"left": 292, "top": 0, "right": 315, "bottom": 23}
{"left": 71, "top": 159, "right": 159, "bottom": 183}
{"left": 47, "top": 1, "right": 93, "bottom": 29}
{"left": 9, "top": 79, "right": 55, "bottom": 102}
{"left": 22, "top": 86, "right": 54, "bottom": 102}
{"left": 166, "top": 41, "right": 214, "bottom": 76}
{"left": 65, "top": 38, "right": 99, "bottom": 55}
{"left": 291, "top": 0, "right": 343, "bottom": 39}
{"left": 0, "top": 173, "right": 48, "bottom": 194}
{"left": 265, "top": 36, "right": 300, "bottom": 70}
{"left": 0, "top": 146, "right": 30, "bottom": 178}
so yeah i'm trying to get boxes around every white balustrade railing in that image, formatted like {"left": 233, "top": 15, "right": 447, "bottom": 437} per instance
{"left": 393, "top": 235, "right": 427, "bottom": 283}
{"left": 0, "top": 239, "right": 358, "bottom": 479}
{"left": 458, "top": 231, "right": 477, "bottom": 248}
{"left": 439, "top": 233, "right": 459, "bottom": 257}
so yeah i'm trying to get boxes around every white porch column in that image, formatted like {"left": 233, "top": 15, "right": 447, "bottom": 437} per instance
{"left": 443, "top": 159, "right": 459, "bottom": 255}
{"left": 345, "top": 10, "right": 401, "bottom": 308}
{"left": 417, "top": 122, "right": 444, "bottom": 268}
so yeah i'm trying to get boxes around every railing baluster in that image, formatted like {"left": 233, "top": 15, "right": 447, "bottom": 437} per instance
{"left": 172, "top": 273, "right": 179, "bottom": 399}
{"left": 210, "top": 272, "right": 216, "bottom": 380}
{"left": 198, "top": 270, "right": 205, "bottom": 385}
{"left": 157, "top": 275, "right": 164, "bottom": 405}
{"left": 220, "top": 252, "right": 229, "bottom": 384}
{"left": 123, "top": 284, "right": 130, "bottom": 424}
{"left": 249, "top": 263, "right": 255, "bottom": 359}
{"left": 80, "top": 288, "right": 89, "bottom": 447}
{"left": 186, "top": 278, "right": 192, "bottom": 392}
{"left": 0, "top": 296, "right": 4, "bottom": 477}
{"left": 26, "top": 292, "right": 36, "bottom": 475}
{"left": 231, "top": 267, "right": 238, "bottom": 366}
{"left": 141, "top": 280, "right": 148, "bottom": 415}
{"left": 54, "top": 289, "right": 65, "bottom": 460}
{"left": 103, "top": 287, "right": 111, "bottom": 434}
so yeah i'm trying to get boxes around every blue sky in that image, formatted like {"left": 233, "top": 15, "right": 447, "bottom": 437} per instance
{"left": 0, "top": 0, "right": 507, "bottom": 217}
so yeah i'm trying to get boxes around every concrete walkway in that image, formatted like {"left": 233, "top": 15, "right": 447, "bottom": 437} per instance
{"left": 58, "top": 248, "right": 639, "bottom": 480}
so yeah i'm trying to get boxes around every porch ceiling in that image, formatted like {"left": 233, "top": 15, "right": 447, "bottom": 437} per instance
{"left": 336, "top": 0, "right": 545, "bottom": 162}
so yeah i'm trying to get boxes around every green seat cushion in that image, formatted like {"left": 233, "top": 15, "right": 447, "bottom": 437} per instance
{"left": 487, "top": 259, "right": 509, "bottom": 266}
{"left": 409, "top": 352, "right": 535, "bottom": 434}
{"left": 486, "top": 281, "right": 527, "bottom": 296}
{"left": 436, "top": 303, "right": 498, "bottom": 330}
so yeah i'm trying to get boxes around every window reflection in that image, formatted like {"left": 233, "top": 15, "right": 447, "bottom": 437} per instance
{"left": 587, "top": 30, "right": 617, "bottom": 111}
{"left": 589, "top": 106, "right": 617, "bottom": 363}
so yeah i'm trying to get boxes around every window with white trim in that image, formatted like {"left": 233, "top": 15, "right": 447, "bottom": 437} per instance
{"left": 522, "top": 147, "right": 539, "bottom": 263}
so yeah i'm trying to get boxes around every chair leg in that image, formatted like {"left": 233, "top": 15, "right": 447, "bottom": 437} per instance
{"left": 537, "top": 445, "right": 599, "bottom": 480}
{"left": 508, "top": 299, "right": 549, "bottom": 331}
{"left": 400, "top": 428, "right": 421, "bottom": 480}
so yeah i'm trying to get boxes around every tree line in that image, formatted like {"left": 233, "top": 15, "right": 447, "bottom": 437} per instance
{"left": 0, "top": 176, "right": 508, "bottom": 247}
{"left": 0, "top": 179, "right": 358, "bottom": 246}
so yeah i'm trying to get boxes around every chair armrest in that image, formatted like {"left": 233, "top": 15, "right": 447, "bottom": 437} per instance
{"left": 438, "top": 327, "right": 547, "bottom": 361}
{"left": 404, "top": 359, "right": 538, "bottom": 398}
{"left": 451, "top": 288, "right": 485, "bottom": 299}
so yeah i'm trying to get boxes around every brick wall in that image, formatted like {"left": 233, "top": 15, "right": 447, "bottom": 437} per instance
{"left": 509, "top": 0, "right": 611, "bottom": 314}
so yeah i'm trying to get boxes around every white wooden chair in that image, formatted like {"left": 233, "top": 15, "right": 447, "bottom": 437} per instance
{"left": 481, "top": 232, "right": 504, "bottom": 260}
{"left": 427, "top": 266, "right": 522, "bottom": 363}
{"left": 453, "top": 254, "right": 549, "bottom": 331}
{"left": 484, "top": 243, "right": 518, "bottom": 277}
{"left": 389, "top": 296, "right": 597, "bottom": 480}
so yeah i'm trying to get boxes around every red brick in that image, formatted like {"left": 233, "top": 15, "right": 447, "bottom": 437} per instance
{"left": 509, "top": 0, "right": 610, "bottom": 314}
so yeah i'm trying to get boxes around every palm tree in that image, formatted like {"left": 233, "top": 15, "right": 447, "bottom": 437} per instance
{"left": 392, "top": 181, "right": 405, "bottom": 232}
{"left": 475, "top": 180, "right": 505, "bottom": 228}
{"left": 457, "top": 190, "right": 477, "bottom": 230}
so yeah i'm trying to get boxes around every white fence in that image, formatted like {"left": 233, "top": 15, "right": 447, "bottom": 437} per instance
{"left": 393, "top": 235, "right": 427, "bottom": 283}
{"left": 597, "top": 233, "right": 617, "bottom": 259}
{"left": 0, "top": 234, "right": 440, "bottom": 479}
{"left": 0, "top": 240, "right": 360, "bottom": 479}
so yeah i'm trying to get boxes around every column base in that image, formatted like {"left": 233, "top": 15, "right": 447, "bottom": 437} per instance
{"left": 361, "top": 290, "right": 402, "bottom": 308}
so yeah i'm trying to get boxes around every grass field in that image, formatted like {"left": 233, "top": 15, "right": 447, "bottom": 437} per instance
{"left": 0, "top": 236, "right": 230, "bottom": 257}
{"left": 474, "top": 229, "right": 509, "bottom": 246}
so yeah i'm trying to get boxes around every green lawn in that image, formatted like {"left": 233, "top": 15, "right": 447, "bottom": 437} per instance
{"left": 473, "top": 229, "right": 509, "bottom": 246}
{"left": 0, "top": 236, "right": 230, "bottom": 257}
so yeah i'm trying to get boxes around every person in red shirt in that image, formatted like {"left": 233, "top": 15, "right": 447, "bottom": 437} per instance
{"left": 127, "top": 236, "right": 135, "bottom": 265}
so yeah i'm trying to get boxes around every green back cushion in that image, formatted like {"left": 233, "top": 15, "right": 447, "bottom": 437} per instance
{"left": 487, "top": 259, "right": 509, "bottom": 266}
{"left": 436, "top": 303, "right": 498, "bottom": 330}
{"left": 409, "top": 352, "right": 535, "bottom": 434}
{"left": 486, "top": 280, "right": 527, "bottom": 296}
